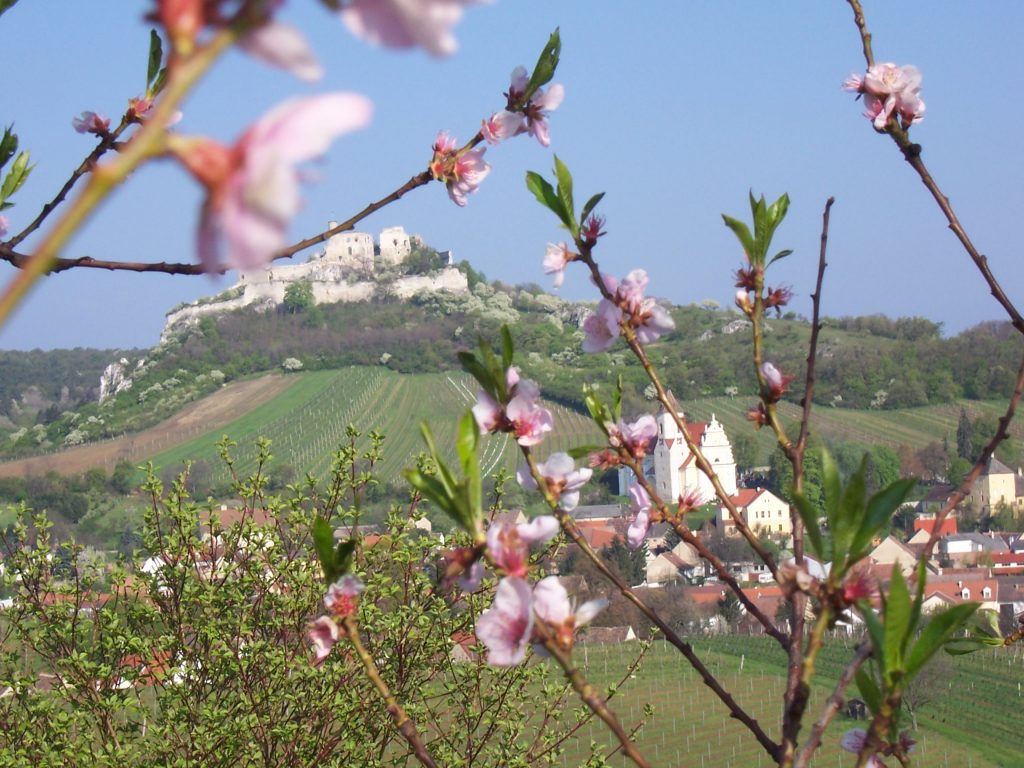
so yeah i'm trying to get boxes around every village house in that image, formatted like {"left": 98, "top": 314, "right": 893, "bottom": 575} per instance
{"left": 939, "top": 532, "right": 1009, "bottom": 567}
{"left": 651, "top": 410, "right": 738, "bottom": 502}
{"left": 964, "top": 457, "right": 1024, "bottom": 515}
{"left": 718, "top": 487, "right": 792, "bottom": 537}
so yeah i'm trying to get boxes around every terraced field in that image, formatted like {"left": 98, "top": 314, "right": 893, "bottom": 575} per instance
{"left": 149, "top": 367, "right": 604, "bottom": 486}
{"left": 553, "top": 636, "right": 1019, "bottom": 767}
{"left": 684, "top": 397, "right": 1022, "bottom": 465}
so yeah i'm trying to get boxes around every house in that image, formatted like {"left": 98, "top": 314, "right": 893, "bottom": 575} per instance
{"left": 572, "top": 504, "right": 623, "bottom": 523}
{"left": 913, "top": 485, "right": 959, "bottom": 536}
{"left": 868, "top": 536, "right": 920, "bottom": 574}
{"left": 964, "top": 457, "right": 1023, "bottom": 515}
{"left": 719, "top": 487, "right": 791, "bottom": 537}
{"left": 645, "top": 541, "right": 700, "bottom": 585}
{"left": 940, "top": 532, "right": 1009, "bottom": 566}
{"left": 919, "top": 569, "right": 999, "bottom": 613}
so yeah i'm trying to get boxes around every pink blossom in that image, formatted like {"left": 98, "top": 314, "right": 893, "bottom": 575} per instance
{"left": 846, "top": 63, "right": 925, "bottom": 129}
{"left": 506, "top": 379, "right": 553, "bottom": 446}
{"left": 532, "top": 576, "right": 607, "bottom": 650}
{"left": 517, "top": 452, "right": 592, "bottom": 511}
{"left": 581, "top": 214, "right": 606, "bottom": 246}
{"left": 157, "top": 0, "right": 203, "bottom": 51}
{"left": 476, "top": 576, "right": 534, "bottom": 666}
{"left": 543, "top": 242, "right": 573, "bottom": 289}
{"left": 309, "top": 616, "right": 340, "bottom": 664}
{"left": 446, "top": 146, "right": 490, "bottom": 206}
{"left": 458, "top": 560, "right": 484, "bottom": 592}
{"left": 127, "top": 96, "right": 182, "bottom": 127}
{"left": 340, "top": 0, "right": 486, "bottom": 57}
{"left": 523, "top": 83, "right": 564, "bottom": 147}
{"left": 582, "top": 300, "right": 621, "bottom": 353}
{"left": 0, "top": 215, "right": 7, "bottom": 239}
{"left": 760, "top": 361, "right": 793, "bottom": 401}
{"left": 430, "top": 132, "right": 490, "bottom": 206}
{"left": 482, "top": 110, "right": 522, "bottom": 144}
{"left": 626, "top": 482, "right": 653, "bottom": 549}
{"left": 615, "top": 269, "right": 675, "bottom": 344}
{"left": 486, "top": 515, "right": 559, "bottom": 577}
{"left": 678, "top": 485, "right": 707, "bottom": 512}
{"left": 609, "top": 414, "right": 659, "bottom": 459}
{"left": 505, "top": 66, "right": 564, "bottom": 147}
{"left": 240, "top": 22, "right": 324, "bottom": 82}
{"left": 173, "top": 93, "right": 372, "bottom": 271}
{"left": 324, "top": 574, "right": 364, "bottom": 618}
{"left": 471, "top": 390, "right": 502, "bottom": 433}
{"left": 840, "top": 729, "right": 887, "bottom": 767}
{"left": 72, "top": 111, "right": 110, "bottom": 135}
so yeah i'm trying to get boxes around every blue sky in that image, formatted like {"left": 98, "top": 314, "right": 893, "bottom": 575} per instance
{"left": 1, "top": 2, "right": 1022, "bottom": 350}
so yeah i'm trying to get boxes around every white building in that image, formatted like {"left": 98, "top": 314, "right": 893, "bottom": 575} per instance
{"left": 652, "top": 410, "right": 738, "bottom": 502}
{"left": 719, "top": 487, "right": 791, "bottom": 537}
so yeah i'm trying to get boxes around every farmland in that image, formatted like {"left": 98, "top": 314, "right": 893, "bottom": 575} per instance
{"left": 148, "top": 367, "right": 604, "bottom": 487}
{"left": 549, "top": 635, "right": 1023, "bottom": 767}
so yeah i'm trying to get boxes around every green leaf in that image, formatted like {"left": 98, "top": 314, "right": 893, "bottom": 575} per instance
{"left": 905, "top": 602, "right": 979, "bottom": 678}
{"left": 312, "top": 517, "right": 337, "bottom": 581}
{"left": 553, "top": 155, "right": 577, "bottom": 237}
{"left": 862, "top": 605, "right": 886, "bottom": 663}
{"left": 0, "top": 150, "right": 31, "bottom": 201}
{"left": 792, "top": 493, "right": 825, "bottom": 559}
{"left": 457, "top": 351, "right": 495, "bottom": 397}
{"left": 721, "top": 214, "right": 755, "bottom": 260}
{"left": 0, "top": 126, "right": 17, "bottom": 170}
{"left": 834, "top": 456, "right": 867, "bottom": 563}
{"left": 767, "top": 249, "right": 793, "bottom": 267}
{"left": 523, "top": 28, "right": 561, "bottom": 102}
{"left": 419, "top": 423, "right": 458, "bottom": 495}
{"left": 851, "top": 477, "right": 916, "bottom": 561}
{"left": 0, "top": 0, "right": 20, "bottom": 19}
{"left": 612, "top": 375, "right": 623, "bottom": 422}
{"left": 855, "top": 667, "right": 882, "bottom": 715}
{"left": 150, "top": 66, "right": 168, "bottom": 97}
{"left": 767, "top": 192, "right": 790, "bottom": 227}
{"left": 334, "top": 539, "right": 356, "bottom": 576}
{"left": 500, "top": 325, "right": 514, "bottom": 369}
{"left": 883, "top": 567, "right": 912, "bottom": 677}
{"left": 820, "top": 450, "right": 842, "bottom": 542}
{"left": 526, "top": 170, "right": 573, "bottom": 231}
{"left": 456, "top": 412, "right": 481, "bottom": 523}
{"left": 580, "top": 191, "right": 605, "bottom": 226}
{"left": 147, "top": 29, "right": 163, "bottom": 87}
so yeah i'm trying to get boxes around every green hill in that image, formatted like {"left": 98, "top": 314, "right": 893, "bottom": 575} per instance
{"left": 148, "top": 367, "right": 604, "bottom": 488}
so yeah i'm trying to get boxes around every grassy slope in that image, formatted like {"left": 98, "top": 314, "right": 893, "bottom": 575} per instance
{"left": 553, "top": 636, "right": 1016, "bottom": 767}
{"left": 146, "top": 366, "right": 1020, "bottom": 486}
{"left": 148, "top": 367, "right": 604, "bottom": 486}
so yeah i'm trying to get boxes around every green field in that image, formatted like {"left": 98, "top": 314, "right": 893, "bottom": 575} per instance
{"left": 145, "top": 365, "right": 1024, "bottom": 488}
{"left": 148, "top": 367, "right": 604, "bottom": 487}
{"left": 549, "top": 635, "right": 1022, "bottom": 767}
{"left": 684, "top": 397, "right": 1022, "bottom": 466}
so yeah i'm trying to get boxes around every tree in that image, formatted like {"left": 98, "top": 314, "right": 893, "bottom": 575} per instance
{"left": 718, "top": 592, "right": 743, "bottom": 629}
{"left": 902, "top": 651, "right": 953, "bottom": 731}
{"left": 957, "top": 406, "right": 973, "bottom": 460}
{"left": 282, "top": 280, "right": 315, "bottom": 314}
{"left": 601, "top": 536, "right": 647, "bottom": 586}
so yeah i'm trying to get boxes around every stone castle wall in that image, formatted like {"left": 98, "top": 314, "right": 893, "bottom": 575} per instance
{"left": 161, "top": 225, "right": 467, "bottom": 343}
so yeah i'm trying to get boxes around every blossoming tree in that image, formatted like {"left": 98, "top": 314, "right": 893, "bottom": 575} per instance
{"left": 1, "top": 2, "right": 1022, "bottom": 767}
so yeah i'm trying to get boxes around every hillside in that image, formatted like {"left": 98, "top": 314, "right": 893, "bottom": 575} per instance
{"left": 1, "top": 272, "right": 1023, "bottom": 477}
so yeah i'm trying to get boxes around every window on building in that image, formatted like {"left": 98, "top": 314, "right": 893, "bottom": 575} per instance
{"left": 982, "top": 587, "right": 991, "bottom": 599}
{"left": 961, "top": 588, "right": 970, "bottom": 599}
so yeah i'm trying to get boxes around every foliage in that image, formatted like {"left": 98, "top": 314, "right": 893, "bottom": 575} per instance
{"left": 0, "top": 439, "right": 584, "bottom": 767}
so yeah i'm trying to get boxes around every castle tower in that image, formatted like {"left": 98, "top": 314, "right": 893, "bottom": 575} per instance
{"left": 323, "top": 222, "right": 374, "bottom": 272}
{"left": 378, "top": 226, "right": 411, "bottom": 266}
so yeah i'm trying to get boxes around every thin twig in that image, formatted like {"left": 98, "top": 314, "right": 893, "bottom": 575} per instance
{"left": 342, "top": 615, "right": 439, "bottom": 768}
{"left": 794, "top": 640, "right": 872, "bottom": 768}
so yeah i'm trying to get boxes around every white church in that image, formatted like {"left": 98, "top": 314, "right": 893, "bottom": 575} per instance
{"left": 619, "top": 403, "right": 791, "bottom": 538}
